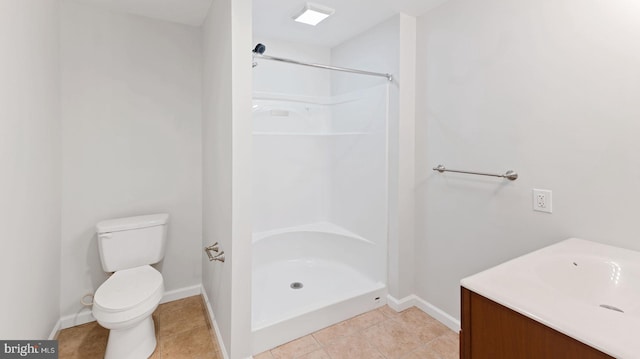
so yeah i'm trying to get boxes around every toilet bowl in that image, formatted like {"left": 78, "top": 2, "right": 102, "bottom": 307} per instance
{"left": 93, "top": 265, "right": 164, "bottom": 359}
{"left": 93, "top": 213, "right": 169, "bottom": 359}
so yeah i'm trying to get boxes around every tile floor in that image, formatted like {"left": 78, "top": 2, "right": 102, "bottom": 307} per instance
{"left": 57, "top": 296, "right": 459, "bottom": 359}
{"left": 57, "top": 295, "right": 223, "bottom": 359}
{"left": 255, "top": 305, "right": 459, "bottom": 359}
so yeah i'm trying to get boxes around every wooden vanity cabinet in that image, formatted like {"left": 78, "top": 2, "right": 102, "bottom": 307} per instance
{"left": 460, "top": 287, "right": 614, "bottom": 359}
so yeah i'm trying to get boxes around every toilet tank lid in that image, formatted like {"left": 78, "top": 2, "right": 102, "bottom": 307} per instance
{"left": 96, "top": 213, "right": 169, "bottom": 233}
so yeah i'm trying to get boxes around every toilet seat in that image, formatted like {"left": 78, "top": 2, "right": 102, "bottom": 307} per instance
{"left": 93, "top": 265, "right": 164, "bottom": 326}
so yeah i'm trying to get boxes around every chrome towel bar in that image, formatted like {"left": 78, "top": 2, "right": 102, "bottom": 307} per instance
{"left": 433, "top": 164, "right": 518, "bottom": 181}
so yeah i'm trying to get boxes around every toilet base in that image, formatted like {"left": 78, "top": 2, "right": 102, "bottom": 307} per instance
{"left": 104, "top": 315, "right": 157, "bottom": 359}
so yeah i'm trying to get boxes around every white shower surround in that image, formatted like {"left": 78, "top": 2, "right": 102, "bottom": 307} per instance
{"left": 251, "top": 85, "right": 389, "bottom": 352}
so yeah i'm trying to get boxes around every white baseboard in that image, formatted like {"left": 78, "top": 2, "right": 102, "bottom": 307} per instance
{"left": 413, "top": 296, "right": 460, "bottom": 332}
{"left": 58, "top": 308, "right": 95, "bottom": 331}
{"left": 386, "top": 293, "right": 417, "bottom": 312}
{"left": 160, "top": 284, "right": 202, "bottom": 304}
{"left": 200, "top": 285, "right": 230, "bottom": 359}
{"left": 56, "top": 284, "right": 206, "bottom": 333}
{"left": 387, "top": 294, "right": 460, "bottom": 332}
{"left": 48, "top": 319, "right": 62, "bottom": 340}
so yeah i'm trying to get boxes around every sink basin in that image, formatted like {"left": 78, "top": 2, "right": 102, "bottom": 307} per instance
{"left": 535, "top": 254, "right": 640, "bottom": 316}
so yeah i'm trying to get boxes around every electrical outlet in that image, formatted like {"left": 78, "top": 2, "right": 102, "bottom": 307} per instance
{"left": 533, "top": 189, "right": 552, "bottom": 213}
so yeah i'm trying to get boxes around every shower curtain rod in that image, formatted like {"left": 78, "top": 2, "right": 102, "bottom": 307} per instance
{"left": 253, "top": 53, "right": 393, "bottom": 81}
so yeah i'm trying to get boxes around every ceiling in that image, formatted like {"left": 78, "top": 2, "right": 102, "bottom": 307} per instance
{"left": 74, "top": 0, "right": 447, "bottom": 47}
{"left": 253, "top": 0, "right": 447, "bottom": 47}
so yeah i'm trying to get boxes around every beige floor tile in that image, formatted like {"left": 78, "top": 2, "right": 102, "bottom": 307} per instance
{"left": 399, "top": 307, "right": 436, "bottom": 323}
{"left": 403, "top": 344, "right": 444, "bottom": 359}
{"left": 416, "top": 323, "right": 450, "bottom": 344}
{"left": 425, "top": 332, "right": 459, "bottom": 359}
{"left": 159, "top": 295, "right": 203, "bottom": 314}
{"left": 159, "top": 296, "right": 207, "bottom": 338}
{"left": 297, "top": 349, "right": 331, "bottom": 359}
{"left": 270, "top": 335, "right": 321, "bottom": 359}
{"left": 346, "top": 309, "right": 386, "bottom": 332}
{"left": 398, "top": 309, "right": 449, "bottom": 344}
{"left": 57, "top": 301, "right": 459, "bottom": 359}
{"left": 363, "top": 317, "right": 423, "bottom": 359}
{"left": 58, "top": 295, "right": 221, "bottom": 359}
{"left": 399, "top": 307, "right": 448, "bottom": 332}
{"left": 254, "top": 351, "right": 276, "bottom": 359}
{"left": 324, "top": 333, "right": 385, "bottom": 359}
{"left": 311, "top": 320, "right": 357, "bottom": 346}
{"left": 161, "top": 324, "right": 216, "bottom": 359}
{"left": 57, "top": 321, "right": 108, "bottom": 359}
{"left": 208, "top": 327, "right": 224, "bottom": 357}
{"left": 377, "top": 305, "right": 402, "bottom": 319}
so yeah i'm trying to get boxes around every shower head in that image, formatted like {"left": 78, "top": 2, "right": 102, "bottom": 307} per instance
{"left": 253, "top": 43, "right": 266, "bottom": 55}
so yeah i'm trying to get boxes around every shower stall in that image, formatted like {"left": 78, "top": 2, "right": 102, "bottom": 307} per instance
{"left": 251, "top": 45, "right": 390, "bottom": 353}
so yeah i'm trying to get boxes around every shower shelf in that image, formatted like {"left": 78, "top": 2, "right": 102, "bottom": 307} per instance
{"left": 252, "top": 222, "right": 372, "bottom": 244}
{"left": 253, "top": 92, "right": 332, "bottom": 106}
{"left": 252, "top": 131, "right": 369, "bottom": 136}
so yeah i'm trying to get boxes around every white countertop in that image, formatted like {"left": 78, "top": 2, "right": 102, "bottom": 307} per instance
{"left": 461, "top": 238, "right": 640, "bottom": 359}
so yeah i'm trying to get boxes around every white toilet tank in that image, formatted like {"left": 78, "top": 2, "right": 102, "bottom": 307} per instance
{"left": 96, "top": 213, "right": 169, "bottom": 272}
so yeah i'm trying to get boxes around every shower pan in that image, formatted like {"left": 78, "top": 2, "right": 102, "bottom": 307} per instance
{"left": 251, "top": 46, "right": 390, "bottom": 353}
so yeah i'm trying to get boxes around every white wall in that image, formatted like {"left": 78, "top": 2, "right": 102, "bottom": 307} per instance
{"left": 0, "top": 0, "right": 61, "bottom": 339}
{"left": 202, "top": 0, "right": 253, "bottom": 357}
{"left": 202, "top": 0, "right": 232, "bottom": 351}
{"left": 60, "top": 0, "right": 203, "bottom": 320}
{"left": 331, "top": 15, "right": 417, "bottom": 298}
{"left": 415, "top": 0, "right": 640, "bottom": 320}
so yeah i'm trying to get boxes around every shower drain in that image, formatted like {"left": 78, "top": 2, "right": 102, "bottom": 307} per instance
{"left": 290, "top": 282, "right": 304, "bottom": 290}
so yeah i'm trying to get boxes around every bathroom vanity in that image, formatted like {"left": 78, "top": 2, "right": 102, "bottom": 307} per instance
{"left": 460, "top": 288, "right": 613, "bottom": 358}
{"left": 460, "top": 238, "right": 640, "bottom": 359}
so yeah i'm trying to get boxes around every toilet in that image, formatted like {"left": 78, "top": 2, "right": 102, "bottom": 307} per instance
{"left": 92, "top": 213, "right": 169, "bottom": 359}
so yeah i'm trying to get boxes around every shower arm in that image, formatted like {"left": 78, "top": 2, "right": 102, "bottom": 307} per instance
{"left": 252, "top": 53, "right": 393, "bottom": 81}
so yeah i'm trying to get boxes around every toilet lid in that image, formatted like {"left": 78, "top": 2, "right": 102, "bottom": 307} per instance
{"left": 94, "top": 265, "right": 163, "bottom": 312}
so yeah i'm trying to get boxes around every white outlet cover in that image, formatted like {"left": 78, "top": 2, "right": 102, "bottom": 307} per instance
{"left": 533, "top": 189, "right": 552, "bottom": 213}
